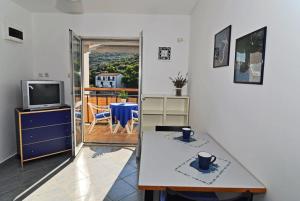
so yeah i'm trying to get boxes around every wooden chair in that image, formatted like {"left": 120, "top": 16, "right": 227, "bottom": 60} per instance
{"left": 88, "top": 103, "right": 112, "bottom": 134}
{"left": 155, "top": 126, "right": 191, "bottom": 132}
{"left": 74, "top": 101, "right": 82, "bottom": 120}
{"left": 130, "top": 110, "right": 139, "bottom": 133}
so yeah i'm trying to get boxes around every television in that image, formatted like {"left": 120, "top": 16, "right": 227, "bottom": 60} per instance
{"left": 21, "top": 80, "right": 65, "bottom": 110}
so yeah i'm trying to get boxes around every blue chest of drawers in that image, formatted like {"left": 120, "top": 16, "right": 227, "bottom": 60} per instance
{"left": 15, "top": 107, "right": 72, "bottom": 167}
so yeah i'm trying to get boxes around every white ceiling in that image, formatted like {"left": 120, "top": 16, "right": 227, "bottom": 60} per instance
{"left": 12, "top": 0, "right": 199, "bottom": 15}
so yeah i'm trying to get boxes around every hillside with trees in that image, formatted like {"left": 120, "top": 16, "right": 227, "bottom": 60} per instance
{"left": 89, "top": 52, "right": 139, "bottom": 88}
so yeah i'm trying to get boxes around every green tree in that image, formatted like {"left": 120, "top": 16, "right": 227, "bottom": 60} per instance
{"left": 121, "top": 64, "right": 139, "bottom": 88}
{"left": 89, "top": 52, "right": 139, "bottom": 88}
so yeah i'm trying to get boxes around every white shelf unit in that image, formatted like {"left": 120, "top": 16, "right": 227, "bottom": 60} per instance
{"left": 141, "top": 95, "right": 189, "bottom": 131}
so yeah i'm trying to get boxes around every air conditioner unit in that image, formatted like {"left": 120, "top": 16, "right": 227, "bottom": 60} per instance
{"left": 3, "top": 22, "right": 23, "bottom": 43}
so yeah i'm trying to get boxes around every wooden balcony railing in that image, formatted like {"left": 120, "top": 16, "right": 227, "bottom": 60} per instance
{"left": 83, "top": 87, "right": 139, "bottom": 123}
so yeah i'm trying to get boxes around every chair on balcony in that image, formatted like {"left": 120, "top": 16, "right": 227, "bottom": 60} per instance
{"left": 74, "top": 101, "right": 82, "bottom": 120}
{"left": 88, "top": 103, "right": 112, "bottom": 134}
{"left": 130, "top": 110, "right": 139, "bottom": 133}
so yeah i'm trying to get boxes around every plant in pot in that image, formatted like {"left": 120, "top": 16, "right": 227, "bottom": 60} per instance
{"left": 169, "top": 72, "right": 188, "bottom": 96}
{"left": 119, "top": 90, "right": 128, "bottom": 103}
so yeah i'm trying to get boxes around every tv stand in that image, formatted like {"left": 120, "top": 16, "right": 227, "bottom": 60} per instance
{"left": 23, "top": 105, "right": 70, "bottom": 112}
{"left": 15, "top": 107, "right": 72, "bottom": 167}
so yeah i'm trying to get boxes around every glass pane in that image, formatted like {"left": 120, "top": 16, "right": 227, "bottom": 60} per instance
{"left": 72, "top": 34, "right": 83, "bottom": 148}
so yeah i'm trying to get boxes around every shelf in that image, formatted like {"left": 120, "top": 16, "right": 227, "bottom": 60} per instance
{"left": 166, "top": 111, "right": 188, "bottom": 115}
{"left": 142, "top": 96, "right": 164, "bottom": 99}
{"left": 141, "top": 126, "right": 156, "bottom": 131}
{"left": 165, "top": 115, "right": 188, "bottom": 126}
{"left": 143, "top": 110, "right": 164, "bottom": 115}
{"left": 166, "top": 96, "right": 189, "bottom": 99}
{"left": 141, "top": 95, "right": 189, "bottom": 131}
{"left": 142, "top": 115, "right": 163, "bottom": 129}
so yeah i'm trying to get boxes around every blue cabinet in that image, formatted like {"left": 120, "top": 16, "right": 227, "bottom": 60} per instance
{"left": 16, "top": 107, "right": 72, "bottom": 167}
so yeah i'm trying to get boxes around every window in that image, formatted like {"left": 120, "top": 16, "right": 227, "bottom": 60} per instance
{"left": 112, "top": 77, "right": 115, "bottom": 81}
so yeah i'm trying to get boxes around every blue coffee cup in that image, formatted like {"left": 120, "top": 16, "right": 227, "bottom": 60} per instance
{"left": 198, "top": 152, "right": 216, "bottom": 170}
{"left": 182, "top": 128, "right": 194, "bottom": 142}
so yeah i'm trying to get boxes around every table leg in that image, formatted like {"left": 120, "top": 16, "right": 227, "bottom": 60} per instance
{"left": 113, "top": 121, "right": 121, "bottom": 134}
{"left": 144, "top": 190, "right": 153, "bottom": 201}
{"left": 248, "top": 193, "right": 254, "bottom": 201}
{"left": 243, "top": 192, "right": 253, "bottom": 201}
{"left": 125, "top": 123, "right": 132, "bottom": 134}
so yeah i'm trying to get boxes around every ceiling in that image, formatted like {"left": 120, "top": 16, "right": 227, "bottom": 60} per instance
{"left": 12, "top": 0, "right": 199, "bottom": 15}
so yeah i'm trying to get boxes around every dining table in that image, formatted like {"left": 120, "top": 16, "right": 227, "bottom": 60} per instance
{"left": 138, "top": 131, "right": 266, "bottom": 201}
{"left": 110, "top": 102, "right": 138, "bottom": 134}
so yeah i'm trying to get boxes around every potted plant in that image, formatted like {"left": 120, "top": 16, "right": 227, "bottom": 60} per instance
{"left": 169, "top": 72, "right": 188, "bottom": 96}
{"left": 119, "top": 90, "right": 128, "bottom": 103}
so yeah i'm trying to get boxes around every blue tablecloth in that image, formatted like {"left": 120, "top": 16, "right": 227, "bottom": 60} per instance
{"left": 110, "top": 103, "right": 138, "bottom": 128}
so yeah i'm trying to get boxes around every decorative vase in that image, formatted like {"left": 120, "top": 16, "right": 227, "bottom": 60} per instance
{"left": 175, "top": 88, "right": 182, "bottom": 96}
{"left": 120, "top": 99, "right": 127, "bottom": 103}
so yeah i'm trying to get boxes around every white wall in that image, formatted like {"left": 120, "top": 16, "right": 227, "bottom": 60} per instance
{"left": 32, "top": 13, "right": 190, "bottom": 104}
{"left": 0, "top": 0, "right": 33, "bottom": 162}
{"left": 189, "top": 0, "right": 300, "bottom": 201}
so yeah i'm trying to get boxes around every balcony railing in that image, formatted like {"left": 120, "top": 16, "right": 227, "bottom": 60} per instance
{"left": 83, "top": 87, "right": 139, "bottom": 123}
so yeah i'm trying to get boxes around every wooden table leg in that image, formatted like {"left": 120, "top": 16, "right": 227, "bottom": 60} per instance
{"left": 113, "top": 121, "right": 121, "bottom": 134}
{"left": 125, "top": 123, "right": 132, "bottom": 134}
{"left": 144, "top": 190, "right": 153, "bottom": 201}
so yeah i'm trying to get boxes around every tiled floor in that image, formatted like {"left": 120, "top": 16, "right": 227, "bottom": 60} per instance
{"left": 0, "top": 152, "right": 71, "bottom": 201}
{"left": 24, "top": 146, "right": 143, "bottom": 201}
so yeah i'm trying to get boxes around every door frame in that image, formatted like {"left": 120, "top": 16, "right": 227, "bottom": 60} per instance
{"left": 137, "top": 31, "right": 143, "bottom": 159}
{"left": 80, "top": 35, "right": 142, "bottom": 144}
{"left": 69, "top": 29, "right": 84, "bottom": 156}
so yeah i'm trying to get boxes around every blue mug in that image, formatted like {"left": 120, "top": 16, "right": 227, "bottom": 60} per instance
{"left": 182, "top": 128, "right": 194, "bottom": 142}
{"left": 198, "top": 152, "right": 216, "bottom": 170}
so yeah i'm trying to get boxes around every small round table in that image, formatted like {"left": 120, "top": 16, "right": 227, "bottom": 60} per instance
{"left": 110, "top": 103, "right": 138, "bottom": 134}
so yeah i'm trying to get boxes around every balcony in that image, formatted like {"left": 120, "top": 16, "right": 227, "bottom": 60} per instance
{"left": 83, "top": 87, "right": 139, "bottom": 144}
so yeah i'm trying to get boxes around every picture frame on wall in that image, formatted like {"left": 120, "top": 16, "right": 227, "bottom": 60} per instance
{"left": 234, "top": 27, "right": 267, "bottom": 85}
{"left": 213, "top": 25, "right": 231, "bottom": 68}
{"left": 158, "top": 47, "right": 171, "bottom": 60}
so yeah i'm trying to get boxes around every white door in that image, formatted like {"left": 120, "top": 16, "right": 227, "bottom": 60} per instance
{"left": 137, "top": 31, "right": 143, "bottom": 159}
{"left": 70, "top": 29, "right": 84, "bottom": 156}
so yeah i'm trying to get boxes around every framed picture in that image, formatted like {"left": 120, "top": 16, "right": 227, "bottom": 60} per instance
{"left": 234, "top": 27, "right": 267, "bottom": 85}
{"left": 158, "top": 47, "right": 171, "bottom": 60}
{"left": 213, "top": 25, "right": 231, "bottom": 68}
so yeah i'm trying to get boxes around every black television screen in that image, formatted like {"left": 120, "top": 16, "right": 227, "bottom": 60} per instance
{"left": 29, "top": 84, "right": 60, "bottom": 105}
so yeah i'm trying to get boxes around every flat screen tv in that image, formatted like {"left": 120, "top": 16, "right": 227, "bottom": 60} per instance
{"left": 22, "top": 80, "right": 65, "bottom": 110}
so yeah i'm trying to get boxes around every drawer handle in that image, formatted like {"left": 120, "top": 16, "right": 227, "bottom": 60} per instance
{"left": 30, "top": 136, "right": 33, "bottom": 138}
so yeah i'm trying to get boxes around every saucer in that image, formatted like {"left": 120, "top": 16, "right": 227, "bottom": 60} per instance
{"left": 174, "top": 136, "right": 197, "bottom": 143}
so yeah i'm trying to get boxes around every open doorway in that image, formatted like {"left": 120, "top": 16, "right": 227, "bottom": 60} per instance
{"left": 82, "top": 38, "right": 140, "bottom": 144}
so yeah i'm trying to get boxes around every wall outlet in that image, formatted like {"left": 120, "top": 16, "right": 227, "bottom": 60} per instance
{"left": 38, "top": 73, "right": 44, "bottom": 77}
{"left": 44, "top": 73, "right": 49, "bottom": 78}
{"left": 177, "top": 37, "right": 184, "bottom": 43}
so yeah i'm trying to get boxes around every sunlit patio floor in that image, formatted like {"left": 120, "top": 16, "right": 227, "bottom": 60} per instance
{"left": 84, "top": 124, "right": 139, "bottom": 145}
